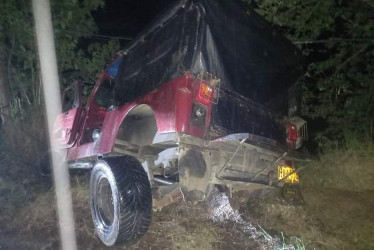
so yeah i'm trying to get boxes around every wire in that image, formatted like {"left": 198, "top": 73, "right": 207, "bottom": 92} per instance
{"left": 57, "top": 29, "right": 133, "bottom": 41}
{"left": 293, "top": 38, "right": 374, "bottom": 45}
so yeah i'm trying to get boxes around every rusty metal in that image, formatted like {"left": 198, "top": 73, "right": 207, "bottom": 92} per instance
{"left": 250, "top": 152, "right": 288, "bottom": 182}
{"left": 153, "top": 186, "right": 183, "bottom": 210}
{"left": 216, "top": 138, "right": 247, "bottom": 179}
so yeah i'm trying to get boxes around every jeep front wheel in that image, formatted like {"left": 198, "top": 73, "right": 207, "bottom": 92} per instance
{"left": 90, "top": 156, "right": 152, "bottom": 246}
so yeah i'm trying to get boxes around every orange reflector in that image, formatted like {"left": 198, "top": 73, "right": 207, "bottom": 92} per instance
{"left": 278, "top": 165, "right": 299, "bottom": 183}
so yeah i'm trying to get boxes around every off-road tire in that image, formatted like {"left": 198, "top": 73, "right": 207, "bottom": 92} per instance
{"left": 90, "top": 156, "right": 152, "bottom": 246}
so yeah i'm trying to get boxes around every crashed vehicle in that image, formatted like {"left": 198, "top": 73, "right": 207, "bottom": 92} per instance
{"left": 54, "top": 0, "right": 309, "bottom": 246}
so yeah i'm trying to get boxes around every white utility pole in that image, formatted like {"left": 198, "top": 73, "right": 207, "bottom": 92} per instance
{"left": 32, "top": 1, "right": 77, "bottom": 249}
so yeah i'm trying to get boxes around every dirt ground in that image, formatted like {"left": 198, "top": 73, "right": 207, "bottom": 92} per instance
{"left": 0, "top": 156, "right": 373, "bottom": 250}
{"left": 242, "top": 187, "right": 374, "bottom": 249}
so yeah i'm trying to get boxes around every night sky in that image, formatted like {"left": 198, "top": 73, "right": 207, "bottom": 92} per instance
{"left": 93, "top": 0, "right": 173, "bottom": 46}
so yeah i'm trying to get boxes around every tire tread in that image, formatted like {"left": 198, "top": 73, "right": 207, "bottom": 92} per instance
{"left": 94, "top": 156, "right": 152, "bottom": 244}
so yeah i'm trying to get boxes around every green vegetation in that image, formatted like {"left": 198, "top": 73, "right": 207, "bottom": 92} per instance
{"left": 279, "top": 233, "right": 310, "bottom": 250}
{"left": 246, "top": 0, "right": 374, "bottom": 148}
{"left": 0, "top": 0, "right": 119, "bottom": 119}
{"left": 0, "top": 0, "right": 119, "bottom": 160}
{"left": 240, "top": 5, "right": 374, "bottom": 248}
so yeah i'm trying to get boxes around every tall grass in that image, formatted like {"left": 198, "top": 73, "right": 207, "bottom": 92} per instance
{"left": 302, "top": 135, "right": 374, "bottom": 192}
{"left": 1, "top": 105, "right": 48, "bottom": 164}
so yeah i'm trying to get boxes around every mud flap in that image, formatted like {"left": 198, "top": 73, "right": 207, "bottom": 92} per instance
{"left": 178, "top": 147, "right": 211, "bottom": 201}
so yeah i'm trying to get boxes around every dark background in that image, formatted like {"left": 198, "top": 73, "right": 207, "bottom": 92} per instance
{"left": 93, "top": 0, "right": 173, "bottom": 45}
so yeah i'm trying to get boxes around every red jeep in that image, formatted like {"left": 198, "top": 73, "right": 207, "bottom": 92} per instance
{"left": 54, "top": 0, "right": 308, "bottom": 246}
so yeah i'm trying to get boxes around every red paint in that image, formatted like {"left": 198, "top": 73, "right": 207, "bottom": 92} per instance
{"left": 288, "top": 124, "right": 298, "bottom": 142}
{"left": 53, "top": 106, "right": 83, "bottom": 147}
{"left": 55, "top": 70, "right": 211, "bottom": 161}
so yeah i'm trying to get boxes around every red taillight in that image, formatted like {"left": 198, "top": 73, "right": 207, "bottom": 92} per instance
{"left": 286, "top": 117, "right": 307, "bottom": 150}
{"left": 288, "top": 123, "right": 298, "bottom": 142}
{"left": 196, "top": 81, "right": 214, "bottom": 105}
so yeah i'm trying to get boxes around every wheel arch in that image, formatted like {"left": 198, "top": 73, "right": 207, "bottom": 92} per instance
{"left": 116, "top": 104, "right": 158, "bottom": 147}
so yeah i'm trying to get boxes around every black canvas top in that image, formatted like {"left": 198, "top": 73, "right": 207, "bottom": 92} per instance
{"left": 114, "top": 0, "right": 304, "bottom": 104}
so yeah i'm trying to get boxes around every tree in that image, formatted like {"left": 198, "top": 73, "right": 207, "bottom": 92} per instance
{"left": 0, "top": 0, "right": 119, "bottom": 120}
{"left": 246, "top": 0, "right": 374, "bottom": 147}
{"left": 0, "top": 0, "right": 120, "bottom": 161}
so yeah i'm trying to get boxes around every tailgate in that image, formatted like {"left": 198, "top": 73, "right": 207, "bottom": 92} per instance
{"left": 208, "top": 88, "right": 286, "bottom": 145}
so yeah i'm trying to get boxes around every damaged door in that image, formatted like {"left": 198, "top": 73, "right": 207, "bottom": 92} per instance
{"left": 53, "top": 81, "right": 83, "bottom": 148}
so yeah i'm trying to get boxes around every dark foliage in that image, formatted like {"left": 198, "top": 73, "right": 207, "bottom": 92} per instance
{"left": 246, "top": 0, "right": 374, "bottom": 148}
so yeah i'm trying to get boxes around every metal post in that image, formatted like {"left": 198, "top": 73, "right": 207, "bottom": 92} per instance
{"left": 32, "top": 1, "right": 77, "bottom": 249}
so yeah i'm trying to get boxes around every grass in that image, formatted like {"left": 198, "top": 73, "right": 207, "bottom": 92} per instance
{"left": 300, "top": 141, "right": 374, "bottom": 249}
{"left": 1, "top": 115, "right": 374, "bottom": 249}
{"left": 244, "top": 141, "right": 374, "bottom": 250}
{"left": 277, "top": 232, "right": 315, "bottom": 250}
{"left": 1, "top": 108, "right": 47, "bottom": 164}
{"left": 0, "top": 167, "right": 259, "bottom": 249}
{"left": 1, "top": 148, "right": 373, "bottom": 250}
{"left": 301, "top": 141, "right": 374, "bottom": 192}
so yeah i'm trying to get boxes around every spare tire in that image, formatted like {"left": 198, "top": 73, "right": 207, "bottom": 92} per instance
{"left": 90, "top": 156, "right": 152, "bottom": 246}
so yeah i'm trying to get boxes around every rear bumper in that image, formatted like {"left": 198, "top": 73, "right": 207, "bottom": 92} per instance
{"left": 176, "top": 132, "right": 310, "bottom": 200}
{"left": 114, "top": 132, "right": 310, "bottom": 201}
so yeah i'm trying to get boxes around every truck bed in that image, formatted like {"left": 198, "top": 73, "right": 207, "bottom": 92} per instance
{"left": 208, "top": 87, "right": 286, "bottom": 145}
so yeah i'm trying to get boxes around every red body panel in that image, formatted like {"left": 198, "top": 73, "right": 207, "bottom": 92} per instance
{"left": 53, "top": 107, "right": 83, "bottom": 147}
{"left": 63, "top": 72, "right": 212, "bottom": 161}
